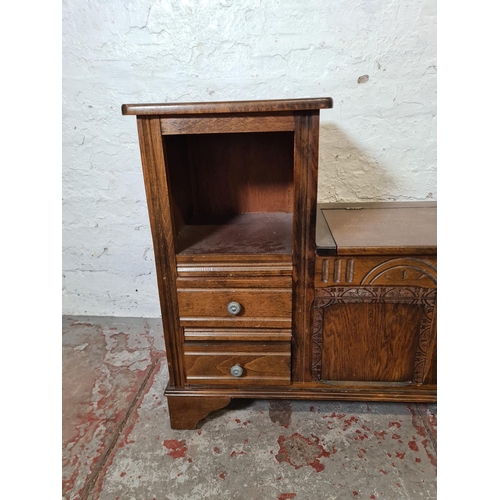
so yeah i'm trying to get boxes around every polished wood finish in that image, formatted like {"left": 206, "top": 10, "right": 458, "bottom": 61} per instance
{"left": 183, "top": 328, "right": 292, "bottom": 342}
{"left": 176, "top": 255, "right": 293, "bottom": 277}
{"left": 165, "top": 382, "right": 437, "bottom": 403}
{"left": 176, "top": 213, "right": 293, "bottom": 255}
{"left": 321, "top": 302, "right": 421, "bottom": 381}
{"left": 160, "top": 113, "right": 295, "bottom": 135}
{"left": 291, "top": 111, "right": 319, "bottom": 382}
{"left": 124, "top": 99, "right": 437, "bottom": 431}
{"left": 177, "top": 288, "right": 292, "bottom": 325}
{"left": 183, "top": 342, "right": 291, "bottom": 386}
{"left": 167, "top": 396, "right": 232, "bottom": 430}
{"left": 315, "top": 255, "right": 437, "bottom": 288}
{"left": 122, "top": 98, "right": 333, "bottom": 116}
{"left": 320, "top": 205, "right": 437, "bottom": 256}
{"left": 166, "top": 132, "right": 294, "bottom": 220}
{"left": 136, "top": 117, "right": 184, "bottom": 387}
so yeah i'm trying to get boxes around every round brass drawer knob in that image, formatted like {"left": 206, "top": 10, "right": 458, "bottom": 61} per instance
{"left": 230, "top": 365, "right": 244, "bottom": 377}
{"left": 227, "top": 301, "right": 241, "bottom": 315}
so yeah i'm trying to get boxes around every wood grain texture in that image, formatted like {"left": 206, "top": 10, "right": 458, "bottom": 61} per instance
{"left": 136, "top": 117, "right": 184, "bottom": 387}
{"left": 183, "top": 328, "right": 292, "bottom": 342}
{"left": 170, "top": 132, "right": 294, "bottom": 217}
{"left": 167, "top": 395, "right": 232, "bottom": 430}
{"left": 177, "top": 288, "right": 292, "bottom": 323}
{"left": 176, "top": 255, "right": 293, "bottom": 277}
{"left": 315, "top": 256, "right": 437, "bottom": 288}
{"left": 161, "top": 113, "right": 295, "bottom": 135}
{"left": 311, "top": 287, "right": 437, "bottom": 384}
{"left": 177, "top": 276, "right": 292, "bottom": 289}
{"left": 321, "top": 302, "right": 421, "bottom": 381}
{"left": 165, "top": 382, "right": 436, "bottom": 403}
{"left": 176, "top": 213, "right": 293, "bottom": 255}
{"left": 321, "top": 206, "right": 437, "bottom": 255}
{"left": 292, "top": 111, "right": 320, "bottom": 382}
{"left": 184, "top": 342, "right": 291, "bottom": 386}
{"left": 122, "top": 97, "right": 333, "bottom": 116}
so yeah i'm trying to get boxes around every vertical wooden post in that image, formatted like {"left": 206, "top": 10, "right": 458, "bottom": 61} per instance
{"left": 292, "top": 110, "right": 320, "bottom": 382}
{"left": 136, "top": 117, "right": 185, "bottom": 387}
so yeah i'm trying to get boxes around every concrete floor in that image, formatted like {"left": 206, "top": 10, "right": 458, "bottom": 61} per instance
{"left": 62, "top": 316, "right": 437, "bottom": 500}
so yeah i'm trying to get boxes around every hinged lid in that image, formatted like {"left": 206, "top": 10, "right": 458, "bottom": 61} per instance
{"left": 316, "top": 202, "right": 437, "bottom": 256}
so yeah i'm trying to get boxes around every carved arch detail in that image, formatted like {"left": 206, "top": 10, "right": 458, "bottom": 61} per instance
{"left": 361, "top": 258, "right": 437, "bottom": 286}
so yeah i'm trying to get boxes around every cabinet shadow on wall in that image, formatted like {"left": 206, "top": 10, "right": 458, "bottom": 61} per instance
{"left": 319, "top": 123, "right": 404, "bottom": 203}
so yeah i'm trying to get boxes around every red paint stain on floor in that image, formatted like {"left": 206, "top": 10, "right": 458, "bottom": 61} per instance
{"left": 219, "top": 471, "right": 227, "bottom": 480}
{"left": 163, "top": 439, "right": 187, "bottom": 458}
{"left": 230, "top": 450, "right": 246, "bottom": 457}
{"left": 278, "top": 494, "right": 296, "bottom": 500}
{"left": 275, "top": 433, "right": 330, "bottom": 472}
{"left": 389, "top": 421, "right": 402, "bottom": 429}
{"left": 352, "top": 492, "right": 359, "bottom": 496}
{"left": 89, "top": 356, "right": 165, "bottom": 499}
{"left": 342, "top": 416, "right": 359, "bottom": 431}
{"left": 408, "top": 440, "right": 419, "bottom": 451}
{"left": 396, "top": 452, "right": 405, "bottom": 459}
{"left": 407, "top": 405, "right": 428, "bottom": 438}
{"left": 422, "top": 439, "right": 437, "bottom": 467}
{"left": 213, "top": 447, "right": 221, "bottom": 454}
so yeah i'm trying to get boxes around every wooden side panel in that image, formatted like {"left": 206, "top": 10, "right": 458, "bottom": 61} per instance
{"left": 184, "top": 342, "right": 291, "bottom": 386}
{"left": 136, "top": 117, "right": 185, "bottom": 387}
{"left": 292, "top": 111, "right": 320, "bottom": 382}
{"left": 161, "top": 113, "right": 295, "bottom": 135}
{"left": 321, "top": 302, "right": 421, "bottom": 381}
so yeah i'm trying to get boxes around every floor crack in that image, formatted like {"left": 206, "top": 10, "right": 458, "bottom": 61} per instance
{"left": 416, "top": 403, "right": 437, "bottom": 453}
{"left": 80, "top": 357, "right": 161, "bottom": 500}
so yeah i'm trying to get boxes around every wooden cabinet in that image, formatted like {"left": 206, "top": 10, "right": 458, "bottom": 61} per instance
{"left": 314, "top": 205, "right": 437, "bottom": 388}
{"left": 122, "top": 100, "right": 437, "bottom": 429}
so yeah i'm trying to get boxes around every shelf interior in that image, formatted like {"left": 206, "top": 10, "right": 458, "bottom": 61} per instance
{"left": 176, "top": 213, "right": 293, "bottom": 255}
{"left": 164, "top": 131, "right": 295, "bottom": 256}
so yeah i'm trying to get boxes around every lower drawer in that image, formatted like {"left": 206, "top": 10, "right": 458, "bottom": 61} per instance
{"left": 184, "top": 342, "right": 291, "bottom": 386}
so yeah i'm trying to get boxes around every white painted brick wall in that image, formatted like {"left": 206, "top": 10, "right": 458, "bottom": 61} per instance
{"left": 62, "top": 0, "right": 436, "bottom": 317}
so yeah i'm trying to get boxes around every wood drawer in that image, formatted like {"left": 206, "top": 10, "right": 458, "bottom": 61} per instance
{"left": 184, "top": 342, "right": 291, "bottom": 386}
{"left": 184, "top": 327, "right": 292, "bottom": 342}
{"left": 177, "top": 287, "right": 292, "bottom": 328}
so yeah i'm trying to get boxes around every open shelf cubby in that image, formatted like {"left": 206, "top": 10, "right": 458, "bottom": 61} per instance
{"left": 164, "top": 131, "right": 295, "bottom": 256}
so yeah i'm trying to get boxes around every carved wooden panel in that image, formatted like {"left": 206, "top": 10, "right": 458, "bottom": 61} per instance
{"left": 315, "top": 257, "right": 437, "bottom": 288}
{"left": 312, "top": 286, "right": 437, "bottom": 384}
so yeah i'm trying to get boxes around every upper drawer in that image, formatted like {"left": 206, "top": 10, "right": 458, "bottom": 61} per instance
{"left": 177, "top": 287, "right": 292, "bottom": 328}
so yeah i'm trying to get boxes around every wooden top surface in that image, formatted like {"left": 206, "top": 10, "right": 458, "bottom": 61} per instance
{"left": 122, "top": 98, "right": 333, "bottom": 116}
{"left": 317, "top": 202, "right": 437, "bottom": 256}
